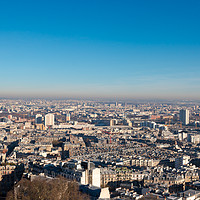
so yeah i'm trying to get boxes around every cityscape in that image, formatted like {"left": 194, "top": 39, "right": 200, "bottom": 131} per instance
{"left": 1, "top": 99, "right": 200, "bottom": 199}
{"left": 1, "top": 0, "right": 200, "bottom": 200}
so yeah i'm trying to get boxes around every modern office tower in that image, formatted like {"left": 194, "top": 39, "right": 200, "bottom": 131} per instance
{"left": 35, "top": 114, "right": 43, "bottom": 124}
{"left": 180, "top": 109, "right": 190, "bottom": 125}
{"left": 45, "top": 113, "right": 54, "bottom": 126}
{"left": 66, "top": 113, "right": 70, "bottom": 122}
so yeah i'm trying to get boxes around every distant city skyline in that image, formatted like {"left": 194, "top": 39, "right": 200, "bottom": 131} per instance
{"left": 0, "top": 0, "right": 200, "bottom": 100}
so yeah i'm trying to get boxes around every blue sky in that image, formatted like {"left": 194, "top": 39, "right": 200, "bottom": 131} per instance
{"left": 0, "top": 0, "right": 200, "bottom": 100}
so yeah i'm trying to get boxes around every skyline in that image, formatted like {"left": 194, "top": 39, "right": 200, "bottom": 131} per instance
{"left": 0, "top": 0, "right": 200, "bottom": 100}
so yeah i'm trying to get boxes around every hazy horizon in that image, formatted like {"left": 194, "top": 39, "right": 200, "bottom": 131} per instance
{"left": 0, "top": 0, "right": 200, "bottom": 99}
{"left": 1, "top": 95, "right": 200, "bottom": 104}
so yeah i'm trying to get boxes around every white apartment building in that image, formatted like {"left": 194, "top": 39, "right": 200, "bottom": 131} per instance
{"left": 45, "top": 113, "right": 54, "bottom": 127}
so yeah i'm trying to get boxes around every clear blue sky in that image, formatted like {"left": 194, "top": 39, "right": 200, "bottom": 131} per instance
{"left": 0, "top": 0, "right": 200, "bottom": 100}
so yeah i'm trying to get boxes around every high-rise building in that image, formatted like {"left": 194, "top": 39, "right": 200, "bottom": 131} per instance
{"left": 180, "top": 109, "right": 190, "bottom": 125}
{"left": 45, "top": 113, "right": 54, "bottom": 127}
{"left": 66, "top": 113, "right": 70, "bottom": 122}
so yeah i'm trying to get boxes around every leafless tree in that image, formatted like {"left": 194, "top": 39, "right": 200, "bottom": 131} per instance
{"left": 6, "top": 176, "right": 89, "bottom": 200}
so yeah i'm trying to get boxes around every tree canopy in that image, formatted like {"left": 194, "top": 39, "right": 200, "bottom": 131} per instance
{"left": 7, "top": 177, "right": 89, "bottom": 200}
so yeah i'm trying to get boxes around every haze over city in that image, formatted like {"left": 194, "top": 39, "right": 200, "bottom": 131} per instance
{"left": 0, "top": 0, "right": 200, "bottom": 100}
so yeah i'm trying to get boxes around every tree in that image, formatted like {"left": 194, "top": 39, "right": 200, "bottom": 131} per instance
{"left": 6, "top": 176, "right": 89, "bottom": 200}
